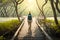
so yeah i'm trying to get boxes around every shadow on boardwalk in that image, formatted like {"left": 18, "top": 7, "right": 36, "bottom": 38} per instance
{"left": 22, "top": 22, "right": 34, "bottom": 40}
{"left": 14, "top": 18, "right": 46, "bottom": 40}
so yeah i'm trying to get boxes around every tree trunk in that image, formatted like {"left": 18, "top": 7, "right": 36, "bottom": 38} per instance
{"left": 15, "top": 2, "right": 20, "bottom": 23}
{"left": 12, "top": 0, "right": 20, "bottom": 23}
{"left": 0, "top": 8, "right": 5, "bottom": 17}
{"left": 50, "top": 0, "right": 59, "bottom": 26}
{"left": 3, "top": 7, "right": 8, "bottom": 17}
{"left": 55, "top": 0, "right": 60, "bottom": 13}
{"left": 36, "top": 0, "right": 46, "bottom": 20}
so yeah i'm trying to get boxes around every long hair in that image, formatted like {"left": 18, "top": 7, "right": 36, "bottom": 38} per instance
{"left": 29, "top": 11, "right": 31, "bottom": 15}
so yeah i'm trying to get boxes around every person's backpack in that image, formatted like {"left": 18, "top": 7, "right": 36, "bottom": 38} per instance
{"left": 28, "top": 14, "right": 32, "bottom": 20}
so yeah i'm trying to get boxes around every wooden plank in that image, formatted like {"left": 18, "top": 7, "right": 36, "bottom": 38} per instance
{"left": 36, "top": 21, "right": 53, "bottom": 40}
{"left": 11, "top": 20, "right": 25, "bottom": 40}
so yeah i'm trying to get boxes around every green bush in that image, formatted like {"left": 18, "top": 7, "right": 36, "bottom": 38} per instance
{"left": 45, "top": 19, "right": 60, "bottom": 33}
{"left": 0, "top": 19, "right": 20, "bottom": 31}
{"left": 0, "top": 36, "right": 5, "bottom": 40}
{"left": 0, "top": 19, "right": 21, "bottom": 40}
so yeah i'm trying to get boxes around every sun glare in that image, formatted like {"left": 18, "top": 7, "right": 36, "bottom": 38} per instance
{"left": 27, "top": 0, "right": 35, "bottom": 11}
{"left": 28, "top": 0, "right": 32, "bottom": 3}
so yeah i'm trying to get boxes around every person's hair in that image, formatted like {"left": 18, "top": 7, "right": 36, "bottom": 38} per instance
{"left": 29, "top": 11, "right": 31, "bottom": 15}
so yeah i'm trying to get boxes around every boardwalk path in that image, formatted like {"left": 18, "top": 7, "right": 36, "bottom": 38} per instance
{"left": 17, "top": 17, "right": 45, "bottom": 40}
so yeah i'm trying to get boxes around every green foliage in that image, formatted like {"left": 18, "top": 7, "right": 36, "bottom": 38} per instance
{"left": 0, "top": 36, "right": 5, "bottom": 40}
{"left": 0, "top": 19, "right": 20, "bottom": 31}
{"left": 0, "top": 19, "right": 21, "bottom": 40}
{"left": 2, "top": 0, "right": 7, "bottom": 3}
{"left": 45, "top": 19, "right": 60, "bottom": 33}
{"left": 1, "top": 0, "right": 9, "bottom": 4}
{"left": 45, "top": 19, "right": 54, "bottom": 23}
{"left": 1, "top": 0, "right": 12, "bottom": 4}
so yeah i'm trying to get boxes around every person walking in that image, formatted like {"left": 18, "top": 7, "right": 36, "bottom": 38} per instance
{"left": 28, "top": 11, "right": 32, "bottom": 25}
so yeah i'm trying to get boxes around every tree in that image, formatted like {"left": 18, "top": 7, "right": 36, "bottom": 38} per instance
{"left": 36, "top": 0, "right": 48, "bottom": 27}
{"left": 50, "top": 0, "right": 59, "bottom": 27}
{"left": 0, "top": 0, "right": 14, "bottom": 17}
{"left": 0, "top": 0, "right": 24, "bottom": 22}
{"left": 55, "top": 0, "right": 60, "bottom": 13}
{"left": 12, "top": 0, "right": 24, "bottom": 23}
{"left": 0, "top": 9, "right": 5, "bottom": 17}
{"left": 3, "top": 6, "right": 8, "bottom": 17}
{"left": 36, "top": 0, "right": 47, "bottom": 20}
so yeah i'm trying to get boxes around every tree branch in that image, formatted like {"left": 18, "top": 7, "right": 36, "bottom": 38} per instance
{"left": 36, "top": 0, "right": 46, "bottom": 19}
{"left": 42, "top": 0, "right": 48, "bottom": 11}
{"left": 55, "top": 0, "right": 60, "bottom": 13}
{"left": 17, "top": 0, "right": 24, "bottom": 4}
{"left": 50, "top": 0, "right": 59, "bottom": 25}
{"left": 36, "top": 0, "right": 42, "bottom": 12}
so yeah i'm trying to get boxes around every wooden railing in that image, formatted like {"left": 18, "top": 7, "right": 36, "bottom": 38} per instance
{"left": 11, "top": 19, "right": 25, "bottom": 40}
{"left": 36, "top": 20, "right": 53, "bottom": 40}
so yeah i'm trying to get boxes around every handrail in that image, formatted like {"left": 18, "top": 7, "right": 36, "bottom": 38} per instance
{"left": 36, "top": 20, "right": 53, "bottom": 40}
{"left": 11, "top": 20, "right": 25, "bottom": 40}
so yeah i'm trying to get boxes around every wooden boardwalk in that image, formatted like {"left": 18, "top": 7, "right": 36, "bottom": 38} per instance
{"left": 16, "top": 17, "right": 45, "bottom": 40}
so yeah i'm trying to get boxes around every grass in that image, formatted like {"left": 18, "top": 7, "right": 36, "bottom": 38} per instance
{"left": 0, "top": 36, "right": 5, "bottom": 40}
{"left": 0, "top": 19, "right": 20, "bottom": 40}
{"left": 0, "top": 19, "right": 20, "bottom": 31}
{"left": 45, "top": 19, "right": 60, "bottom": 33}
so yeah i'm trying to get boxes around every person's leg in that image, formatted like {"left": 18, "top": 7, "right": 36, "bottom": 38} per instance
{"left": 28, "top": 20, "right": 31, "bottom": 26}
{"left": 28, "top": 20, "right": 32, "bottom": 36}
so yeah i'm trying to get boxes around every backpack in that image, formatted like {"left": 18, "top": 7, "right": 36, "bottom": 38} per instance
{"left": 28, "top": 14, "right": 32, "bottom": 20}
